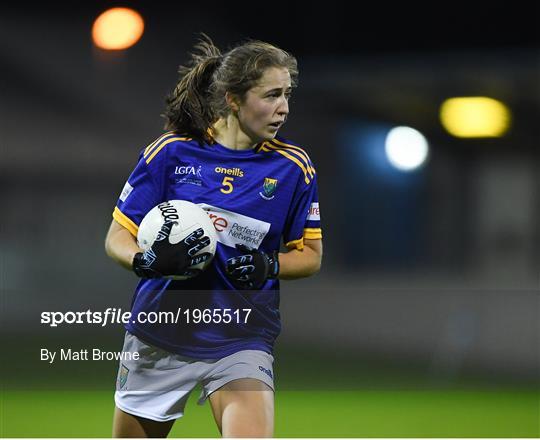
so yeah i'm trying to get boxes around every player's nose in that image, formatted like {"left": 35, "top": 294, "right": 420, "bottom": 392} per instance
{"left": 277, "top": 96, "right": 289, "bottom": 116}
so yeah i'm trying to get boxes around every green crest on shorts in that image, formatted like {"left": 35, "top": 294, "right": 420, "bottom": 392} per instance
{"left": 119, "top": 363, "right": 129, "bottom": 389}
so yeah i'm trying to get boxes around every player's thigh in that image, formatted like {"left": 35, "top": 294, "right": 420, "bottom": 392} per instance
{"left": 209, "top": 378, "right": 274, "bottom": 437}
{"left": 113, "top": 406, "right": 174, "bottom": 438}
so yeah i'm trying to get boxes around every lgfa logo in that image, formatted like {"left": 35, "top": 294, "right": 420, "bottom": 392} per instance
{"left": 175, "top": 165, "right": 202, "bottom": 177}
{"left": 174, "top": 164, "right": 203, "bottom": 186}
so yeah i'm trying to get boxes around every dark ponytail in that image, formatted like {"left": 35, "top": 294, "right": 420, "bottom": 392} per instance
{"left": 163, "top": 35, "right": 298, "bottom": 144}
{"left": 162, "top": 34, "right": 222, "bottom": 144}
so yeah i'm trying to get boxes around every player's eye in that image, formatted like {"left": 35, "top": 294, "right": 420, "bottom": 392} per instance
{"left": 266, "top": 91, "right": 292, "bottom": 100}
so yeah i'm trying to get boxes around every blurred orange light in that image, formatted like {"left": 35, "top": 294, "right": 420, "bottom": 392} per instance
{"left": 92, "top": 7, "right": 144, "bottom": 50}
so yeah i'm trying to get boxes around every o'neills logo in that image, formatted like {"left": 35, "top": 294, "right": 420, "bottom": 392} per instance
{"left": 198, "top": 204, "right": 270, "bottom": 249}
{"left": 214, "top": 166, "right": 244, "bottom": 177}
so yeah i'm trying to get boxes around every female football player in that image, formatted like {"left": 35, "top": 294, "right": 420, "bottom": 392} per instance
{"left": 105, "top": 35, "right": 322, "bottom": 438}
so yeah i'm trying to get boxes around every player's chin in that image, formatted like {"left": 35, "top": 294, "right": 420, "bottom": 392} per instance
{"left": 261, "top": 126, "right": 280, "bottom": 140}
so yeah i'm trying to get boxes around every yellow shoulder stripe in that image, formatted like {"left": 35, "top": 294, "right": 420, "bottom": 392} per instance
{"left": 146, "top": 136, "right": 190, "bottom": 164}
{"left": 112, "top": 207, "right": 138, "bottom": 237}
{"left": 263, "top": 142, "right": 311, "bottom": 184}
{"left": 143, "top": 131, "right": 176, "bottom": 157}
{"left": 269, "top": 139, "right": 316, "bottom": 175}
{"left": 265, "top": 142, "right": 315, "bottom": 178}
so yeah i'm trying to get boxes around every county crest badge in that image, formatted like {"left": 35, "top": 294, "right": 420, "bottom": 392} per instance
{"left": 259, "top": 178, "right": 278, "bottom": 200}
{"left": 118, "top": 363, "right": 129, "bottom": 390}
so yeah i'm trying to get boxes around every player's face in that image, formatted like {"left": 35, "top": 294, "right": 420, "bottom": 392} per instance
{"left": 237, "top": 66, "right": 292, "bottom": 142}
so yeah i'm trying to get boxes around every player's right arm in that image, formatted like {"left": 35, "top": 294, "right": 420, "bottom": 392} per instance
{"left": 105, "top": 219, "right": 142, "bottom": 271}
{"left": 105, "top": 218, "right": 212, "bottom": 278}
{"left": 107, "top": 135, "right": 211, "bottom": 278}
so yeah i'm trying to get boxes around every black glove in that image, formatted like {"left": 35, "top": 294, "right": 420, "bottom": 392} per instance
{"left": 225, "top": 244, "right": 279, "bottom": 289}
{"left": 133, "top": 220, "right": 212, "bottom": 279}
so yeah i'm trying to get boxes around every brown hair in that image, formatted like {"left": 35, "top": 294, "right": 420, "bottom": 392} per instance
{"left": 162, "top": 34, "right": 298, "bottom": 143}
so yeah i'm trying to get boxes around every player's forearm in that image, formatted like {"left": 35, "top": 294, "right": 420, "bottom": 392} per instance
{"left": 278, "top": 246, "right": 322, "bottom": 280}
{"left": 105, "top": 222, "right": 142, "bottom": 271}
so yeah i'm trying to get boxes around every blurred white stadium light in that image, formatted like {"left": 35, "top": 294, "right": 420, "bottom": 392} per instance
{"left": 384, "top": 126, "right": 429, "bottom": 172}
{"left": 92, "top": 7, "right": 144, "bottom": 50}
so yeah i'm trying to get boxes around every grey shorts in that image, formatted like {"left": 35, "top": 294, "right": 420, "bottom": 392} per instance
{"left": 114, "top": 332, "right": 275, "bottom": 422}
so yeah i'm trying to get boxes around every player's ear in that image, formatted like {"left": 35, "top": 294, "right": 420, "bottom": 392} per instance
{"left": 225, "top": 91, "right": 240, "bottom": 113}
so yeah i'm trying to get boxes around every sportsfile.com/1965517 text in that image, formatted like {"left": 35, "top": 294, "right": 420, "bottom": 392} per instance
{"left": 40, "top": 308, "right": 252, "bottom": 327}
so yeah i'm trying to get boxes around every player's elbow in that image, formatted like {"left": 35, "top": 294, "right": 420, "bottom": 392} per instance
{"left": 299, "top": 247, "right": 322, "bottom": 278}
{"left": 104, "top": 224, "right": 122, "bottom": 260}
{"left": 104, "top": 238, "right": 111, "bottom": 257}
{"left": 305, "top": 240, "right": 322, "bottom": 276}
{"left": 104, "top": 233, "right": 115, "bottom": 259}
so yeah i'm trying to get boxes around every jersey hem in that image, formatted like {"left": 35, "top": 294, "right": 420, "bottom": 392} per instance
{"left": 125, "top": 324, "right": 274, "bottom": 360}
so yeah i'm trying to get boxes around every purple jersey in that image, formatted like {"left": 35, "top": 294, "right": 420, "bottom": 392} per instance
{"left": 112, "top": 132, "right": 322, "bottom": 358}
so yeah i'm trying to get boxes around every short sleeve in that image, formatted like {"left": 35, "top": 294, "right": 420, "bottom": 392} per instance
{"left": 283, "top": 173, "right": 322, "bottom": 250}
{"left": 112, "top": 149, "right": 166, "bottom": 237}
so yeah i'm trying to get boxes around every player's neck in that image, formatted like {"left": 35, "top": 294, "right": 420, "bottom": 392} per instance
{"left": 212, "top": 117, "right": 258, "bottom": 151}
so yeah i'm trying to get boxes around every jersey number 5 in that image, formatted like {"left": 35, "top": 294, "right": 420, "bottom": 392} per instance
{"left": 220, "top": 176, "right": 234, "bottom": 194}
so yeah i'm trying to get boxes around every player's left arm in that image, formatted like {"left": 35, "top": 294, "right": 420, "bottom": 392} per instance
{"left": 278, "top": 238, "right": 323, "bottom": 280}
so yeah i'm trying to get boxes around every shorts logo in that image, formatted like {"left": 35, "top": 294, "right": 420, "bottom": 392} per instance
{"left": 259, "top": 365, "right": 273, "bottom": 379}
{"left": 259, "top": 178, "right": 278, "bottom": 200}
{"left": 119, "top": 181, "right": 134, "bottom": 202}
{"left": 174, "top": 164, "right": 203, "bottom": 186}
{"left": 307, "top": 202, "right": 320, "bottom": 221}
{"left": 198, "top": 204, "right": 270, "bottom": 250}
{"left": 118, "top": 363, "right": 129, "bottom": 389}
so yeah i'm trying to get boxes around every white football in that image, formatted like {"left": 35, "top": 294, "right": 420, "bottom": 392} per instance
{"left": 137, "top": 200, "right": 217, "bottom": 280}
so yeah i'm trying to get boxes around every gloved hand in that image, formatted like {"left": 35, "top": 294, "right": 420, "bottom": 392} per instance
{"left": 225, "top": 244, "right": 279, "bottom": 289}
{"left": 132, "top": 220, "right": 212, "bottom": 278}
